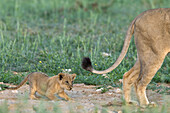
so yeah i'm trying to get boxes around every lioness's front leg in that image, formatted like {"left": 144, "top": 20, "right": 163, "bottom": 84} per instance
{"left": 58, "top": 91, "right": 71, "bottom": 101}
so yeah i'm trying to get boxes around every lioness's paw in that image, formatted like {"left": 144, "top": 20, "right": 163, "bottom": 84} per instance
{"left": 126, "top": 100, "right": 139, "bottom": 106}
{"left": 140, "top": 102, "right": 157, "bottom": 108}
{"left": 148, "top": 102, "right": 157, "bottom": 107}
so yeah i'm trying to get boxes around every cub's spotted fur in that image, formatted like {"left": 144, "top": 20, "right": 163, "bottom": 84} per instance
{"left": 6, "top": 72, "right": 76, "bottom": 101}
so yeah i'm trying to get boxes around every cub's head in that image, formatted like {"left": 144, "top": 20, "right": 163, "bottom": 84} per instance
{"left": 58, "top": 73, "right": 76, "bottom": 90}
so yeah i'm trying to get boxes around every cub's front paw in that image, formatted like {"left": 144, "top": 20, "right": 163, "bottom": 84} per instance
{"left": 66, "top": 97, "right": 72, "bottom": 101}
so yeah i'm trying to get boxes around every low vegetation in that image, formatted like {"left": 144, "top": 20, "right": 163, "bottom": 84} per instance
{"left": 0, "top": 0, "right": 169, "bottom": 112}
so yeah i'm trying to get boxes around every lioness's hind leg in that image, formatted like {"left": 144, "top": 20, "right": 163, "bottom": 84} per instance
{"left": 123, "top": 59, "right": 140, "bottom": 105}
{"left": 136, "top": 54, "right": 165, "bottom": 107}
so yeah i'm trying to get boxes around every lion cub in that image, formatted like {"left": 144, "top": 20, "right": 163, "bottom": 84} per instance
{"left": 6, "top": 72, "right": 76, "bottom": 101}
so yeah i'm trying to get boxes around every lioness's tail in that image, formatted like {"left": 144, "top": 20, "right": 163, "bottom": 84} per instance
{"left": 5, "top": 73, "right": 33, "bottom": 90}
{"left": 82, "top": 16, "right": 138, "bottom": 74}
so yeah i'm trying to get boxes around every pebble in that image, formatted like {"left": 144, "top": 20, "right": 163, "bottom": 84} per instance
{"left": 102, "top": 52, "right": 111, "bottom": 57}
{"left": 12, "top": 90, "right": 18, "bottom": 93}
{"left": 96, "top": 88, "right": 103, "bottom": 92}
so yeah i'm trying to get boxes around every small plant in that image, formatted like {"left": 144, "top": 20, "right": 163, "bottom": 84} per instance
{"left": 0, "top": 84, "right": 9, "bottom": 91}
{"left": 96, "top": 84, "right": 113, "bottom": 93}
{"left": 0, "top": 101, "right": 8, "bottom": 113}
{"left": 148, "top": 83, "right": 170, "bottom": 95}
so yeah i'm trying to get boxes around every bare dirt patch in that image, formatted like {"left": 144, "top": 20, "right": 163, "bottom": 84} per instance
{"left": 0, "top": 83, "right": 169, "bottom": 113}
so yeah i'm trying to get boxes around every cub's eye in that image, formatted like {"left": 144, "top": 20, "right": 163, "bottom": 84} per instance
{"left": 65, "top": 81, "right": 69, "bottom": 84}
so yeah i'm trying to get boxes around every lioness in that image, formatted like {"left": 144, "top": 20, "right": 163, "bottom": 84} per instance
{"left": 6, "top": 72, "right": 76, "bottom": 101}
{"left": 82, "top": 8, "right": 170, "bottom": 107}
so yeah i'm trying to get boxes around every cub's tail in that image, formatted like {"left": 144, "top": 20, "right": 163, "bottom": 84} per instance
{"left": 5, "top": 72, "right": 33, "bottom": 90}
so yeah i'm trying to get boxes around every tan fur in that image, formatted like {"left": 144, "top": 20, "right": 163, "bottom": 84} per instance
{"left": 6, "top": 72, "right": 76, "bottom": 101}
{"left": 82, "top": 8, "right": 170, "bottom": 107}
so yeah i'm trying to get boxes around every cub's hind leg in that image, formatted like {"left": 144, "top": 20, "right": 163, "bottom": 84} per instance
{"left": 29, "top": 88, "right": 38, "bottom": 99}
{"left": 29, "top": 81, "right": 38, "bottom": 100}
{"left": 123, "top": 59, "right": 140, "bottom": 105}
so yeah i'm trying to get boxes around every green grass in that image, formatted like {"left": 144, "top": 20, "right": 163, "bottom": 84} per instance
{"left": 0, "top": 1, "right": 170, "bottom": 112}
{"left": 0, "top": 98, "right": 169, "bottom": 113}
{"left": 0, "top": 0, "right": 169, "bottom": 89}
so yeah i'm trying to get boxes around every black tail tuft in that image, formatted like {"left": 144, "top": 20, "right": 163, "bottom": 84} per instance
{"left": 3, "top": 86, "right": 10, "bottom": 89}
{"left": 4, "top": 86, "right": 8, "bottom": 89}
{"left": 81, "top": 57, "right": 93, "bottom": 72}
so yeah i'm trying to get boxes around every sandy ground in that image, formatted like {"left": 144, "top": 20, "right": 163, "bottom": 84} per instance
{"left": 0, "top": 83, "right": 169, "bottom": 113}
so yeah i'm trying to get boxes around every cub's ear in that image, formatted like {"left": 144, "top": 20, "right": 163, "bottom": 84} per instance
{"left": 72, "top": 73, "right": 76, "bottom": 80}
{"left": 58, "top": 73, "right": 65, "bottom": 80}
